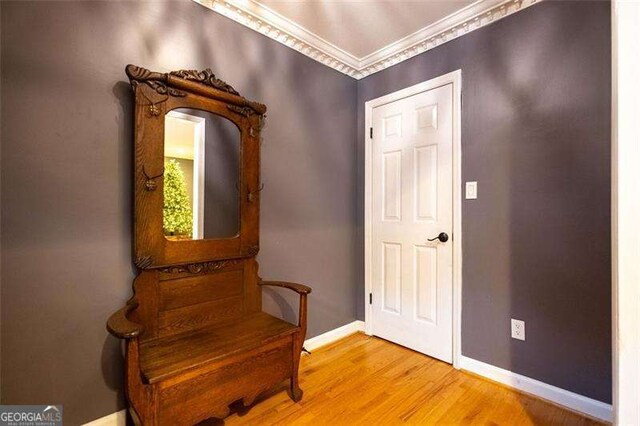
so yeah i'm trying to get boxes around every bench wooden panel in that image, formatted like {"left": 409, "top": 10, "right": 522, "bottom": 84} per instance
{"left": 158, "top": 296, "right": 244, "bottom": 337}
{"left": 159, "top": 270, "right": 244, "bottom": 311}
{"left": 158, "top": 338, "right": 293, "bottom": 425}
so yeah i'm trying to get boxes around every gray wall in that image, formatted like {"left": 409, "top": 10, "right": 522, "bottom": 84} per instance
{"left": 357, "top": 0, "right": 611, "bottom": 403}
{"left": 201, "top": 112, "right": 240, "bottom": 239}
{"left": 0, "top": 1, "right": 357, "bottom": 424}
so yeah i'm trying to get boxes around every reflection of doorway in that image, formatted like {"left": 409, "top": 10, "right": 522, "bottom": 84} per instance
{"left": 165, "top": 111, "right": 206, "bottom": 239}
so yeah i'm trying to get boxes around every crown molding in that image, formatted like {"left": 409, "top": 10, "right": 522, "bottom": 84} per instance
{"left": 356, "top": 0, "right": 540, "bottom": 77}
{"left": 193, "top": 0, "right": 362, "bottom": 77}
{"left": 193, "top": 0, "right": 541, "bottom": 80}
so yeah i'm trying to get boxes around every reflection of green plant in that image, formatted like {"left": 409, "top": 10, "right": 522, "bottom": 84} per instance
{"left": 163, "top": 159, "right": 192, "bottom": 236}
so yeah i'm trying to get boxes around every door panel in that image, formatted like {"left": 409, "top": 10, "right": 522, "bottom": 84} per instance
{"left": 415, "top": 145, "right": 438, "bottom": 221}
{"left": 371, "top": 83, "right": 453, "bottom": 363}
{"left": 414, "top": 244, "right": 437, "bottom": 324}
{"left": 382, "top": 242, "right": 402, "bottom": 314}
{"left": 383, "top": 151, "right": 402, "bottom": 222}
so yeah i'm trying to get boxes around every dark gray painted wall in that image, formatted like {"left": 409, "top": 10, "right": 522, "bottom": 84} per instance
{"left": 357, "top": 1, "right": 611, "bottom": 403}
{"left": 201, "top": 112, "right": 240, "bottom": 239}
{"left": 0, "top": 1, "right": 357, "bottom": 424}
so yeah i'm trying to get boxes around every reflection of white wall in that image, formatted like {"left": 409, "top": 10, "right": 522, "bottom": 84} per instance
{"left": 165, "top": 111, "right": 205, "bottom": 239}
{"left": 165, "top": 115, "right": 196, "bottom": 159}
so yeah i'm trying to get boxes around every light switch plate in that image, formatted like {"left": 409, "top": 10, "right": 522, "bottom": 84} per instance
{"left": 511, "top": 319, "right": 525, "bottom": 341}
{"left": 465, "top": 181, "right": 478, "bottom": 199}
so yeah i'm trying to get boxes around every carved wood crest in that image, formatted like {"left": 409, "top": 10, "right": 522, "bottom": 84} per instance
{"left": 125, "top": 64, "right": 266, "bottom": 116}
{"left": 126, "top": 65, "right": 187, "bottom": 97}
{"left": 170, "top": 69, "right": 239, "bottom": 96}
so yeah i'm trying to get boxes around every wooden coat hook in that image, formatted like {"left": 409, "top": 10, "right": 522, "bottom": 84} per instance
{"left": 248, "top": 183, "right": 265, "bottom": 203}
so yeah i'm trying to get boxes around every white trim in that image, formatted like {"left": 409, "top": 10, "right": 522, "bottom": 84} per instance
{"left": 83, "top": 409, "right": 126, "bottom": 426}
{"left": 459, "top": 356, "right": 613, "bottom": 423}
{"left": 364, "top": 70, "right": 463, "bottom": 369}
{"left": 192, "top": 0, "right": 540, "bottom": 80}
{"left": 192, "top": 117, "right": 205, "bottom": 240}
{"left": 166, "top": 110, "right": 206, "bottom": 240}
{"left": 303, "top": 320, "right": 365, "bottom": 352}
{"left": 612, "top": 1, "right": 640, "bottom": 425}
{"left": 193, "top": 0, "right": 360, "bottom": 78}
{"left": 357, "top": 0, "right": 538, "bottom": 78}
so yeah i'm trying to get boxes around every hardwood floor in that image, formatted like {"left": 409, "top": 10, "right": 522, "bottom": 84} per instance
{"left": 221, "top": 333, "right": 606, "bottom": 425}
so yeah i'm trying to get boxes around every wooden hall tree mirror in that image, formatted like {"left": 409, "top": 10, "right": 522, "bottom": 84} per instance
{"left": 107, "top": 66, "right": 311, "bottom": 425}
{"left": 126, "top": 65, "right": 266, "bottom": 268}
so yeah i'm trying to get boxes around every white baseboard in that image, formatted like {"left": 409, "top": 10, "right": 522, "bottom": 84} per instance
{"left": 303, "top": 320, "right": 365, "bottom": 352}
{"left": 459, "top": 356, "right": 612, "bottom": 422}
{"left": 84, "top": 320, "right": 365, "bottom": 425}
{"left": 83, "top": 409, "right": 126, "bottom": 426}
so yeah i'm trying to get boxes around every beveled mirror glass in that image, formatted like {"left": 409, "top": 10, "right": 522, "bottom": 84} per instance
{"left": 163, "top": 108, "right": 240, "bottom": 240}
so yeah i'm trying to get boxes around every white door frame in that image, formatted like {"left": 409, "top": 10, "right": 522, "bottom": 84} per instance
{"left": 611, "top": 1, "right": 640, "bottom": 424}
{"left": 364, "top": 69, "right": 463, "bottom": 368}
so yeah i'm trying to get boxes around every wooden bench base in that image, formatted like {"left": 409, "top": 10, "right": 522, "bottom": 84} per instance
{"left": 125, "top": 324, "right": 304, "bottom": 425}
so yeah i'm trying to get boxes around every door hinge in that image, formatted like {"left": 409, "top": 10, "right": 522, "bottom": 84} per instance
{"left": 370, "top": 127, "right": 373, "bottom": 139}
{"left": 369, "top": 293, "right": 373, "bottom": 304}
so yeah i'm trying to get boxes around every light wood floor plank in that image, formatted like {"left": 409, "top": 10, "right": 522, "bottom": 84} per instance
{"left": 219, "top": 333, "right": 606, "bottom": 426}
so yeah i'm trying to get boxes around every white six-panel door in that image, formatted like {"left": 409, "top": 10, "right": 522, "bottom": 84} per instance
{"left": 371, "top": 83, "right": 454, "bottom": 363}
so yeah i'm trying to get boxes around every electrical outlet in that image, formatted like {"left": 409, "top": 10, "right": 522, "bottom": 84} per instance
{"left": 511, "top": 319, "right": 525, "bottom": 341}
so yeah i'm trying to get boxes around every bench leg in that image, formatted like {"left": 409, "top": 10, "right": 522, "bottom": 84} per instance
{"left": 289, "top": 376, "right": 303, "bottom": 402}
{"left": 289, "top": 333, "right": 304, "bottom": 403}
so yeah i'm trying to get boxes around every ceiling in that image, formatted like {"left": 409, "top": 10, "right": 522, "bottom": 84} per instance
{"left": 258, "top": 0, "right": 475, "bottom": 59}
{"left": 196, "top": 0, "right": 539, "bottom": 78}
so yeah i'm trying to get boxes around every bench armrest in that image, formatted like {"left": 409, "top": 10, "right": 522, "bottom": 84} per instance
{"left": 107, "top": 302, "right": 144, "bottom": 339}
{"left": 259, "top": 280, "right": 311, "bottom": 334}
{"left": 259, "top": 280, "right": 311, "bottom": 295}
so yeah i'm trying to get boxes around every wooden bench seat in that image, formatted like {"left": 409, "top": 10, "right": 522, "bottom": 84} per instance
{"left": 140, "top": 312, "right": 298, "bottom": 384}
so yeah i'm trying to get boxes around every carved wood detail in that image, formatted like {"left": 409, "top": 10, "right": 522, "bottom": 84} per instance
{"left": 170, "top": 68, "right": 239, "bottom": 96}
{"left": 227, "top": 104, "right": 255, "bottom": 117}
{"left": 126, "top": 65, "right": 187, "bottom": 97}
{"left": 159, "top": 259, "right": 242, "bottom": 275}
{"left": 135, "top": 255, "right": 154, "bottom": 270}
{"left": 125, "top": 64, "right": 267, "bottom": 116}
